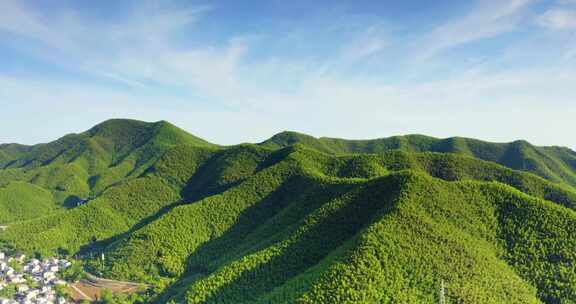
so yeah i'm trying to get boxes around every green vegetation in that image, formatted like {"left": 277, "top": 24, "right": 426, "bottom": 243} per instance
{"left": 0, "top": 283, "right": 17, "bottom": 299}
{"left": 0, "top": 119, "right": 217, "bottom": 222}
{"left": 97, "top": 289, "right": 148, "bottom": 304}
{"left": 0, "top": 181, "right": 57, "bottom": 223}
{"left": 1, "top": 119, "right": 575, "bottom": 303}
{"left": 0, "top": 176, "right": 181, "bottom": 255}
{"left": 54, "top": 284, "right": 69, "bottom": 299}
{"left": 61, "top": 261, "right": 86, "bottom": 283}
{"left": 8, "top": 259, "right": 22, "bottom": 273}
{"left": 261, "top": 132, "right": 576, "bottom": 188}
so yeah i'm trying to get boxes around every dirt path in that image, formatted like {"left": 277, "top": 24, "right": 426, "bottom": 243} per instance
{"left": 69, "top": 284, "right": 94, "bottom": 301}
{"left": 84, "top": 273, "right": 146, "bottom": 288}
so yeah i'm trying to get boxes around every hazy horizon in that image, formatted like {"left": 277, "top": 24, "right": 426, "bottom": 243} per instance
{"left": 0, "top": 118, "right": 574, "bottom": 151}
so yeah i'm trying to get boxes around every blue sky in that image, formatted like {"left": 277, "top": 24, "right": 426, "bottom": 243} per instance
{"left": 0, "top": 0, "right": 575, "bottom": 148}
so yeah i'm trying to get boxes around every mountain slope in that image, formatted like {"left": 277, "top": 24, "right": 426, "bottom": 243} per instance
{"left": 0, "top": 181, "right": 56, "bottom": 223}
{"left": 85, "top": 146, "right": 576, "bottom": 304}
{"left": 261, "top": 132, "right": 576, "bottom": 188}
{"left": 0, "top": 119, "right": 216, "bottom": 224}
{"left": 0, "top": 120, "right": 576, "bottom": 303}
{"left": 178, "top": 174, "right": 570, "bottom": 304}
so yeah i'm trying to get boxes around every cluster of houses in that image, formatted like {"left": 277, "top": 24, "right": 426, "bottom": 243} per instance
{"left": 0, "top": 252, "right": 71, "bottom": 304}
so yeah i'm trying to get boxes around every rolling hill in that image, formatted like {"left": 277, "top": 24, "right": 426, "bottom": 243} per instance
{"left": 1, "top": 119, "right": 575, "bottom": 303}
{"left": 0, "top": 119, "right": 216, "bottom": 224}
{"left": 261, "top": 131, "right": 576, "bottom": 188}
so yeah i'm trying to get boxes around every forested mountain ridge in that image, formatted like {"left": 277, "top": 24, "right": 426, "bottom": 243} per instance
{"left": 0, "top": 119, "right": 214, "bottom": 171}
{"left": 0, "top": 119, "right": 216, "bottom": 223}
{"left": 261, "top": 131, "right": 576, "bottom": 188}
{"left": 0, "top": 119, "right": 575, "bottom": 303}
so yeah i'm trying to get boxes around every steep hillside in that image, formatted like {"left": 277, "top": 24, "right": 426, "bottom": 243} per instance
{"left": 83, "top": 146, "right": 576, "bottom": 304}
{"left": 177, "top": 173, "right": 575, "bottom": 304}
{"left": 261, "top": 132, "right": 576, "bottom": 187}
{"left": 0, "top": 119, "right": 213, "bottom": 169}
{"left": 0, "top": 119, "right": 217, "bottom": 222}
{"left": 0, "top": 181, "right": 56, "bottom": 224}
{"left": 1, "top": 121, "right": 576, "bottom": 303}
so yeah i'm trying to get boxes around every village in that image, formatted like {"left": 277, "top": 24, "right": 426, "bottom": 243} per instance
{"left": 0, "top": 251, "right": 70, "bottom": 304}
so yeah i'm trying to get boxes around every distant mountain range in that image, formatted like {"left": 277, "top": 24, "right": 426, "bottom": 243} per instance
{"left": 1, "top": 119, "right": 575, "bottom": 303}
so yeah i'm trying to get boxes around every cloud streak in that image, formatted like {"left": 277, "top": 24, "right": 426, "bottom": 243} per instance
{"left": 340, "top": 26, "right": 388, "bottom": 60}
{"left": 538, "top": 8, "right": 576, "bottom": 30}
{"left": 415, "top": 0, "right": 535, "bottom": 61}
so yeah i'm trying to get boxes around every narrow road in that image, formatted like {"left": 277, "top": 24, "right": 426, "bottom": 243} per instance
{"left": 84, "top": 273, "right": 147, "bottom": 288}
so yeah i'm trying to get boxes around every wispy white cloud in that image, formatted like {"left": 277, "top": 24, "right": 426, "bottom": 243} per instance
{"left": 0, "top": 0, "right": 575, "bottom": 149}
{"left": 340, "top": 27, "right": 388, "bottom": 60}
{"left": 538, "top": 8, "right": 576, "bottom": 30}
{"left": 0, "top": 0, "right": 210, "bottom": 51}
{"left": 0, "top": 0, "right": 222, "bottom": 90}
{"left": 0, "top": 0, "right": 74, "bottom": 50}
{"left": 415, "top": 0, "right": 535, "bottom": 61}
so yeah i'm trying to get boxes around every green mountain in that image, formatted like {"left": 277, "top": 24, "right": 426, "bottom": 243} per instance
{"left": 0, "top": 119, "right": 215, "bottom": 223}
{"left": 261, "top": 131, "right": 576, "bottom": 187}
{"left": 1, "top": 119, "right": 575, "bottom": 304}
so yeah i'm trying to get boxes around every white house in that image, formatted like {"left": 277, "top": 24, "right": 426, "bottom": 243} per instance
{"left": 60, "top": 261, "right": 71, "bottom": 268}
{"left": 43, "top": 271, "right": 56, "bottom": 281}
{"left": 9, "top": 276, "right": 26, "bottom": 284}
{"left": 25, "top": 289, "right": 39, "bottom": 300}
{"left": 17, "top": 284, "right": 30, "bottom": 293}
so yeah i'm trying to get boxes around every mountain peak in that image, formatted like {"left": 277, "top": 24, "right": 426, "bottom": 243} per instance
{"left": 86, "top": 118, "right": 214, "bottom": 148}
{"left": 88, "top": 118, "right": 157, "bottom": 134}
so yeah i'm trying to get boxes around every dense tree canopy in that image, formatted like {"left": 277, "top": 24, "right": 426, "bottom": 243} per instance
{"left": 1, "top": 119, "right": 576, "bottom": 303}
